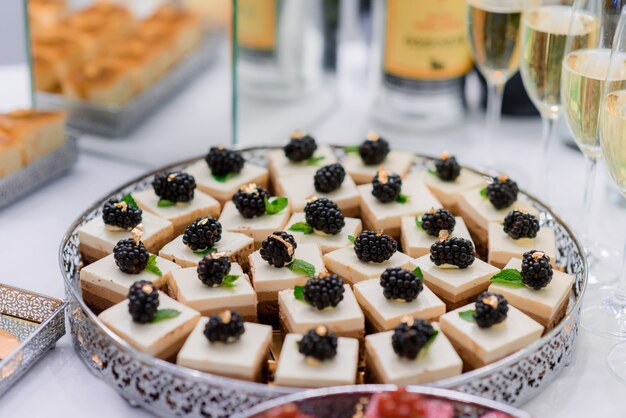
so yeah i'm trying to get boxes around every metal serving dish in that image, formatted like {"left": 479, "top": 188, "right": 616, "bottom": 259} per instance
{"left": 0, "top": 284, "right": 66, "bottom": 397}
{"left": 233, "top": 385, "right": 531, "bottom": 418}
{"left": 59, "top": 147, "right": 587, "bottom": 418}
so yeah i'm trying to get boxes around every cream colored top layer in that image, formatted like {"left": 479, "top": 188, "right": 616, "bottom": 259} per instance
{"left": 277, "top": 174, "right": 359, "bottom": 212}
{"left": 287, "top": 212, "right": 362, "bottom": 253}
{"left": 323, "top": 246, "right": 415, "bottom": 285}
{"left": 459, "top": 188, "right": 539, "bottom": 230}
{"left": 159, "top": 231, "right": 254, "bottom": 267}
{"left": 401, "top": 216, "right": 474, "bottom": 258}
{"left": 218, "top": 201, "right": 291, "bottom": 242}
{"left": 268, "top": 145, "right": 338, "bottom": 178}
{"left": 134, "top": 188, "right": 220, "bottom": 221}
{"left": 488, "top": 223, "right": 557, "bottom": 266}
{"left": 343, "top": 150, "right": 414, "bottom": 182}
{"left": 186, "top": 159, "right": 268, "bottom": 195}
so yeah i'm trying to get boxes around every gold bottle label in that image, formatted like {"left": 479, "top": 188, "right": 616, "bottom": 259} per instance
{"left": 237, "top": 0, "right": 276, "bottom": 51}
{"left": 384, "top": 0, "right": 472, "bottom": 80}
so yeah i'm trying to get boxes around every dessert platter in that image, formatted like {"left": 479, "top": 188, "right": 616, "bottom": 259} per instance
{"left": 59, "top": 135, "right": 587, "bottom": 417}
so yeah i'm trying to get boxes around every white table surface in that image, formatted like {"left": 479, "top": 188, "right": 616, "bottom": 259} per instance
{"left": 1, "top": 41, "right": 626, "bottom": 417}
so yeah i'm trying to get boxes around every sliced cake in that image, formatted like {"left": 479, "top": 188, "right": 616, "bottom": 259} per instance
{"left": 401, "top": 209, "right": 474, "bottom": 258}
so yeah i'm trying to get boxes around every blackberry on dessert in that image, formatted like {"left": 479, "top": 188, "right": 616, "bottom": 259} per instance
{"left": 182, "top": 217, "right": 222, "bottom": 251}
{"left": 302, "top": 273, "right": 345, "bottom": 310}
{"left": 313, "top": 163, "right": 345, "bottom": 193}
{"left": 260, "top": 231, "right": 297, "bottom": 267}
{"left": 429, "top": 231, "right": 475, "bottom": 269}
{"left": 521, "top": 250, "right": 553, "bottom": 289}
{"left": 473, "top": 291, "right": 508, "bottom": 328}
{"left": 503, "top": 210, "right": 540, "bottom": 240}
{"left": 128, "top": 280, "right": 159, "bottom": 323}
{"left": 232, "top": 183, "right": 270, "bottom": 218}
{"left": 203, "top": 310, "right": 245, "bottom": 343}
{"left": 434, "top": 151, "right": 461, "bottom": 181}
{"left": 102, "top": 198, "right": 143, "bottom": 230}
{"left": 284, "top": 131, "right": 317, "bottom": 162}
{"left": 197, "top": 253, "right": 231, "bottom": 287}
{"left": 304, "top": 197, "right": 345, "bottom": 235}
{"left": 354, "top": 230, "right": 398, "bottom": 263}
{"left": 152, "top": 171, "right": 196, "bottom": 203}
{"left": 380, "top": 267, "right": 423, "bottom": 302}
{"left": 113, "top": 228, "right": 150, "bottom": 274}
{"left": 486, "top": 175, "right": 518, "bottom": 209}
{"left": 358, "top": 131, "right": 390, "bottom": 165}
{"left": 371, "top": 168, "right": 402, "bottom": 203}
{"left": 297, "top": 325, "right": 338, "bottom": 361}
{"left": 420, "top": 208, "right": 456, "bottom": 237}
{"left": 205, "top": 145, "right": 244, "bottom": 177}
{"left": 391, "top": 317, "right": 436, "bottom": 360}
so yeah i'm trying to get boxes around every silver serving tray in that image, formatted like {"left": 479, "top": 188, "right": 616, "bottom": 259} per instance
{"left": 34, "top": 33, "right": 218, "bottom": 138}
{"left": 59, "top": 147, "right": 587, "bottom": 418}
{"left": 233, "top": 385, "right": 531, "bottom": 418}
{"left": 0, "top": 284, "right": 66, "bottom": 397}
{"left": 0, "top": 133, "right": 78, "bottom": 210}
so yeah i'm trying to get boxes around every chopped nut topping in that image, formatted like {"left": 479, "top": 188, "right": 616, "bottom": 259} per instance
{"left": 210, "top": 252, "right": 228, "bottom": 259}
{"left": 315, "top": 325, "right": 328, "bottom": 336}
{"left": 167, "top": 173, "right": 177, "bottom": 182}
{"left": 114, "top": 201, "right": 128, "bottom": 211}
{"left": 305, "top": 195, "right": 318, "bottom": 203}
{"left": 438, "top": 229, "right": 450, "bottom": 241}
{"left": 377, "top": 167, "right": 389, "bottom": 183}
{"left": 498, "top": 175, "right": 509, "bottom": 182}
{"left": 219, "top": 310, "right": 232, "bottom": 324}
{"left": 375, "top": 230, "right": 384, "bottom": 237}
{"left": 401, "top": 315, "right": 414, "bottom": 326}
{"left": 290, "top": 130, "right": 306, "bottom": 140}
{"left": 141, "top": 283, "right": 154, "bottom": 294}
{"left": 483, "top": 295, "right": 499, "bottom": 309}
{"left": 131, "top": 226, "right": 144, "bottom": 244}
{"left": 271, "top": 234, "right": 295, "bottom": 257}
{"left": 427, "top": 207, "right": 437, "bottom": 215}
{"left": 197, "top": 218, "right": 209, "bottom": 226}
{"left": 532, "top": 251, "right": 546, "bottom": 260}
{"left": 240, "top": 183, "right": 258, "bottom": 194}
{"left": 439, "top": 151, "right": 450, "bottom": 160}
{"left": 366, "top": 131, "right": 380, "bottom": 141}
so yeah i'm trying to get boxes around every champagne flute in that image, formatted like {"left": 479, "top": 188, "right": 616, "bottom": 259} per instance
{"left": 467, "top": 0, "right": 525, "bottom": 169}
{"left": 520, "top": 0, "right": 597, "bottom": 194}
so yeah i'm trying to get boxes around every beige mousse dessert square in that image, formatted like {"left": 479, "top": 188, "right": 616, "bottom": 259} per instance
{"left": 278, "top": 285, "right": 365, "bottom": 339}
{"left": 134, "top": 188, "right": 221, "bottom": 236}
{"left": 365, "top": 323, "right": 462, "bottom": 384}
{"left": 185, "top": 159, "right": 269, "bottom": 205}
{"left": 286, "top": 212, "right": 362, "bottom": 254}
{"left": 354, "top": 279, "right": 445, "bottom": 332}
{"left": 413, "top": 255, "right": 500, "bottom": 310}
{"left": 323, "top": 246, "right": 414, "bottom": 285}
{"left": 401, "top": 215, "right": 474, "bottom": 259}
{"left": 415, "top": 168, "right": 485, "bottom": 213}
{"left": 168, "top": 262, "right": 257, "bottom": 320}
{"left": 488, "top": 222, "right": 557, "bottom": 268}
{"left": 358, "top": 173, "right": 442, "bottom": 238}
{"left": 274, "top": 333, "right": 359, "bottom": 388}
{"left": 159, "top": 231, "right": 254, "bottom": 269}
{"left": 80, "top": 253, "right": 181, "bottom": 312}
{"left": 78, "top": 211, "right": 174, "bottom": 263}
{"left": 440, "top": 303, "right": 543, "bottom": 369}
{"left": 267, "top": 144, "right": 338, "bottom": 185}
{"left": 218, "top": 201, "right": 291, "bottom": 248}
{"left": 343, "top": 150, "right": 414, "bottom": 185}
{"left": 488, "top": 258, "right": 573, "bottom": 329}
{"left": 275, "top": 172, "right": 360, "bottom": 217}
{"left": 99, "top": 291, "right": 201, "bottom": 360}
{"left": 176, "top": 318, "right": 272, "bottom": 382}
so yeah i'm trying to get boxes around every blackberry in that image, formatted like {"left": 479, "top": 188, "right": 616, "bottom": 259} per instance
{"left": 521, "top": 250, "right": 553, "bottom": 290}
{"left": 182, "top": 217, "right": 222, "bottom": 251}
{"left": 203, "top": 310, "right": 245, "bottom": 343}
{"left": 304, "top": 197, "right": 345, "bottom": 235}
{"left": 297, "top": 326, "right": 338, "bottom": 361}
{"left": 197, "top": 253, "right": 231, "bottom": 287}
{"left": 128, "top": 280, "right": 159, "bottom": 323}
{"left": 420, "top": 208, "right": 456, "bottom": 237}
{"left": 391, "top": 317, "right": 435, "bottom": 360}
{"left": 473, "top": 291, "right": 508, "bottom": 328}
{"left": 354, "top": 230, "right": 398, "bottom": 263}
{"left": 284, "top": 131, "right": 317, "bottom": 162}
{"left": 102, "top": 198, "right": 142, "bottom": 230}
{"left": 232, "top": 183, "right": 269, "bottom": 218}
{"left": 503, "top": 210, "right": 540, "bottom": 240}
{"left": 380, "top": 267, "right": 423, "bottom": 302}
{"left": 114, "top": 238, "right": 149, "bottom": 274}
{"left": 314, "top": 163, "right": 345, "bottom": 193}
{"left": 429, "top": 233, "right": 475, "bottom": 269}
{"left": 205, "top": 146, "right": 244, "bottom": 176}
{"left": 358, "top": 132, "right": 390, "bottom": 165}
{"left": 303, "top": 274, "right": 345, "bottom": 310}
{"left": 260, "top": 231, "right": 297, "bottom": 267}
{"left": 486, "top": 175, "right": 519, "bottom": 209}
{"left": 152, "top": 171, "right": 196, "bottom": 203}
{"left": 372, "top": 169, "right": 402, "bottom": 203}
{"left": 434, "top": 151, "right": 461, "bottom": 181}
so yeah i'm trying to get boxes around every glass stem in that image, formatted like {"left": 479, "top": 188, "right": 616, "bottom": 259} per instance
{"left": 613, "top": 230, "right": 626, "bottom": 306}
{"left": 535, "top": 113, "right": 559, "bottom": 196}
{"left": 580, "top": 156, "right": 598, "bottom": 244}
{"left": 483, "top": 81, "right": 505, "bottom": 170}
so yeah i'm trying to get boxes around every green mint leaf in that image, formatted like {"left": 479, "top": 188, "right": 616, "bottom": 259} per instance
{"left": 348, "top": 235, "right": 356, "bottom": 244}
{"left": 212, "top": 172, "right": 237, "bottom": 183}
{"left": 264, "top": 196, "right": 289, "bottom": 215}
{"left": 490, "top": 269, "right": 524, "bottom": 287}
{"left": 343, "top": 146, "right": 359, "bottom": 153}
{"left": 121, "top": 193, "right": 139, "bottom": 208}
{"left": 396, "top": 193, "right": 410, "bottom": 204}
{"left": 150, "top": 309, "right": 181, "bottom": 323}
{"left": 423, "top": 330, "right": 439, "bottom": 350}
{"left": 427, "top": 168, "right": 438, "bottom": 177}
{"left": 193, "top": 247, "right": 218, "bottom": 257}
{"left": 146, "top": 255, "right": 163, "bottom": 276}
{"left": 221, "top": 275, "right": 240, "bottom": 288}
{"left": 287, "top": 259, "right": 316, "bottom": 278}
{"left": 304, "top": 156, "right": 325, "bottom": 166}
{"left": 415, "top": 217, "right": 423, "bottom": 230}
{"left": 289, "top": 222, "right": 314, "bottom": 235}
{"left": 480, "top": 187, "right": 488, "bottom": 198}
{"left": 294, "top": 285, "right": 305, "bottom": 301}
{"left": 412, "top": 266, "right": 424, "bottom": 279}
{"left": 157, "top": 199, "right": 176, "bottom": 207}
{"left": 459, "top": 310, "right": 476, "bottom": 324}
